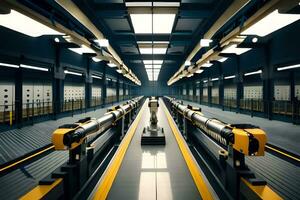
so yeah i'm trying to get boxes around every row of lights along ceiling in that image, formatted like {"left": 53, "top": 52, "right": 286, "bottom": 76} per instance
{"left": 127, "top": 1, "right": 179, "bottom": 81}
{"left": 0, "top": 8, "right": 140, "bottom": 85}
{"left": 169, "top": 6, "right": 300, "bottom": 85}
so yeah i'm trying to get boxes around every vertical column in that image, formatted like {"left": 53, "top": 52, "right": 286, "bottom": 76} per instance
{"left": 85, "top": 56, "right": 92, "bottom": 109}
{"left": 15, "top": 68, "right": 23, "bottom": 127}
{"left": 193, "top": 82, "right": 196, "bottom": 102}
{"left": 53, "top": 45, "right": 64, "bottom": 118}
{"left": 262, "top": 42, "right": 273, "bottom": 119}
{"left": 116, "top": 74, "right": 120, "bottom": 102}
{"left": 101, "top": 64, "right": 107, "bottom": 106}
{"left": 200, "top": 81, "right": 203, "bottom": 104}
{"left": 208, "top": 78, "right": 212, "bottom": 107}
{"left": 236, "top": 56, "right": 243, "bottom": 112}
{"left": 218, "top": 63, "right": 224, "bottom": 109}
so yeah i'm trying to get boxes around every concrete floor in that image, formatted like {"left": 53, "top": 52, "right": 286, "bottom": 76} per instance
{"left": 107, "top": 99, "right": 201, "bottom": 200}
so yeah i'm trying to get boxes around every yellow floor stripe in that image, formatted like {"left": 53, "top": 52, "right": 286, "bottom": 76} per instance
{"left": 265, "top": 145, "right": 300, "bottom": 162}
{"left": 92, "top": 101, "right": 146, "bottom": 200}
{"left": 0, "top": 145, "right": 54, "bottom": 173}
{"left": 241, "top": 178, "right": 282, "bottom": 200}
{"left": 162, "top": 102, "right": 214, "bottom": 200}
{"left": 20, "top": 178, "right": 63, "bottom": 200}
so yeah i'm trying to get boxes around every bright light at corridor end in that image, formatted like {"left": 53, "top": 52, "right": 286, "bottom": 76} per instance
{"left": 0, "top": 10, "right": 63, "bottom": 37}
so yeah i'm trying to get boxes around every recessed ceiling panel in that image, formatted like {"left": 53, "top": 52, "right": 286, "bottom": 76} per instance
{"left": 175, "top": 19, "right": 202, "bottom": 32}
{"left": 104, "top": 19, "right": 131, "bottom": 31}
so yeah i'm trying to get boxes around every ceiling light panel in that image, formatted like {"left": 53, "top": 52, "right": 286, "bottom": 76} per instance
{"left": 139, "top": 47, "right": 167, "bottom": 54}
{"left": 0, "top": 10, "right": 63, "bottom": 37}
{"left": 125, "top": 2, "right": 152, "bottom": 7}
{"left": 221, "top": 44, "right": 251, "bottom": 55}
{"left": 153, "top": 2, "right": 180, "bottom": 7}
{"left": 241, "top": 10, "right": 300, "bottom": 37}
{"left": 130, "top": 14, "right": 152, "bottom": 33}
{"left": 143, "top": 60, "right": 163, "bottom": 64}
{"left": 130, "top": 14, "right": 175, "bottom": 34}
{"left": 69, "top": 45, "right": 95, "bottom": 55}
{"left": 145, "top": 65, "right": 161, "bottom": 69}
{"left": 153, "top": 14, "right": 176, "bottom": 34}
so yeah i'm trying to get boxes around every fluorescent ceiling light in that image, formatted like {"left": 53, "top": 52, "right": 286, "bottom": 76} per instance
{"left": 54, "top": 37, "right": 60, "bottom": 43}
{"left": 69, "top": 45, "right": 95, "bottom": 55}
{"left": 244, "top": 70, "right": 262, "bottom": 76}
{"left": 153, "top": 2, "right": 180, "bottom": 7}
{"left": 277, "top": 64, "right": 300, "bottom": 71}
{"left": 186, "top": 73, "right": 193, "bottom": 78}
{"left": 0, "top": 10, "right": 63, "bottom": 37}
{"left": 195, "top": 69, "right": 203, "bottom": 74}
{"left": 203, "top": 80, "right": 208, "bottom": 83}
{"left": 92, "top": 75, "right": 102, "bottom": 80}
{"left": 20, "top": 64, "right": 48, "bottom": 71}
{"left": 241, "top": 9, "right": 300, "bottom": 37}
{"left": 211, "top": 78, "right": 219, "bottom": 81}
{"left": 116, "top": 69, "right": 122, "bottom": 73}
{"left": 92, "top": 57, "right": 102, "bottom": 62}
{"left": 130, "top": 14, "right": 152, "bottom": 33}
{"left": 137, "top": 41, "right": 169, "bottom": 44}
{"left": 64, "top": 70, "right": 82, "bottom": 76}
{"left": 107, "top": 63, "right": 117, "bottom": 68}
{"left": 0, "top": 62, "right": 19, "bottom": 68}
{"left": 184, "top": 61, "right": 191, "bottom": 66}
{"left": 218, "top": 57, "right": 228, "bottom": 62}
{"left": 153, "top": 14, "right": 175, "bottom": 34}
{"left": 139, "top": 47, "right": 167, "bottom": 54}
{"left": 224, "top": 75, "right": 236, "bottom": 80}
{"left": 145, "top": 64, "right": 161, "bottom": 69}
{"left": 125, "top": 2, "right": 152, "bottom": 7}
{"left": 126, "top": 2, "right": 180, "bottom": 7}
{"left": 201, "top": 62, "right": 213, "bottom": 67}
{"left": 221, "top": 44, "right": 251, "bottom": 55}
{"left": 95, "top": 39, "right": 109, "bottom": 47}
{"left": 200, "top": 39, "right": 212, "bottom": 47}
{"left": 130, "top": 14, "right": 175, "bottom": 34}
{"left": 143, "top": 60, "right": 163, "bottom": 64}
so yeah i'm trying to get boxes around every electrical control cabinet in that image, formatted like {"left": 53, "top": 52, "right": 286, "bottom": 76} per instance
{"left": 183, "top": 89, "right": 186, "bottom": 95}
{"left": 64, "top": 84, "right": 85, "bottom": 101}
{"left": 189, "top": 89, "right": 193, "bottom": 96}
{"left": 224, "top": 87, "right": 237, "bottom": 99}
{"left": 0, "top": 82, "right": 15, "bottom": 112}
{"left": 107, "top": 87, "right": 116, "bottom": 97}
{"left": 295, "top": 85, "right": 300, "bottom": 100}
{"left": 22, "top": 83, "right": 52, "bottom": 108}
{"left": 212, "top": 87, "right": 219, "bottom": 97}
{"left": 120, "top": 88, "right": 123, "bottom": 96}
{"left": 203, "top": 88, "right": 208, "bottom": 97}
{"left": 243, "top": 86, "right": 263, "bottom": 99}
{"left": 196, "top": 88, "right": 200, "bottom": 96}
{"left": 92, "top": 86, "right": 101, "bottom": 98}
{"left": 125, "top": 89, "right": 129, "bottom": 95}
{"left": 274, "top": 85, "right": 290, "bottom": 101}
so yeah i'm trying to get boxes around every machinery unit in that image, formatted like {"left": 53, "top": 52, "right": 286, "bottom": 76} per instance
{"left": 164, "top": 97, "right": 271, "bottom": 200}
{"left": 141, "top": 97, "right": 165, "bottom": 145}
{"left": 21, "top": 97, "right": 144, "bottom": 200}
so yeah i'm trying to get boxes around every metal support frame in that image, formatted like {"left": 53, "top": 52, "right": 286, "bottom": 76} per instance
{"left": 101, "top": 65, "right": 107, "bottom": 107}
{"left": 15, "top": 68, "right": 23, "bottom": 127}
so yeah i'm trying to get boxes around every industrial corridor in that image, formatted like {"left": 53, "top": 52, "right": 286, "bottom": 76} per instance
{"left": 0, "top": 0, "right": 300, "bottom": 200}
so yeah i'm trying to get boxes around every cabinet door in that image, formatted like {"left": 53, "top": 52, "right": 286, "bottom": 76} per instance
{"left": 0, "top": 82, "right": 15, "bottom": 111}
